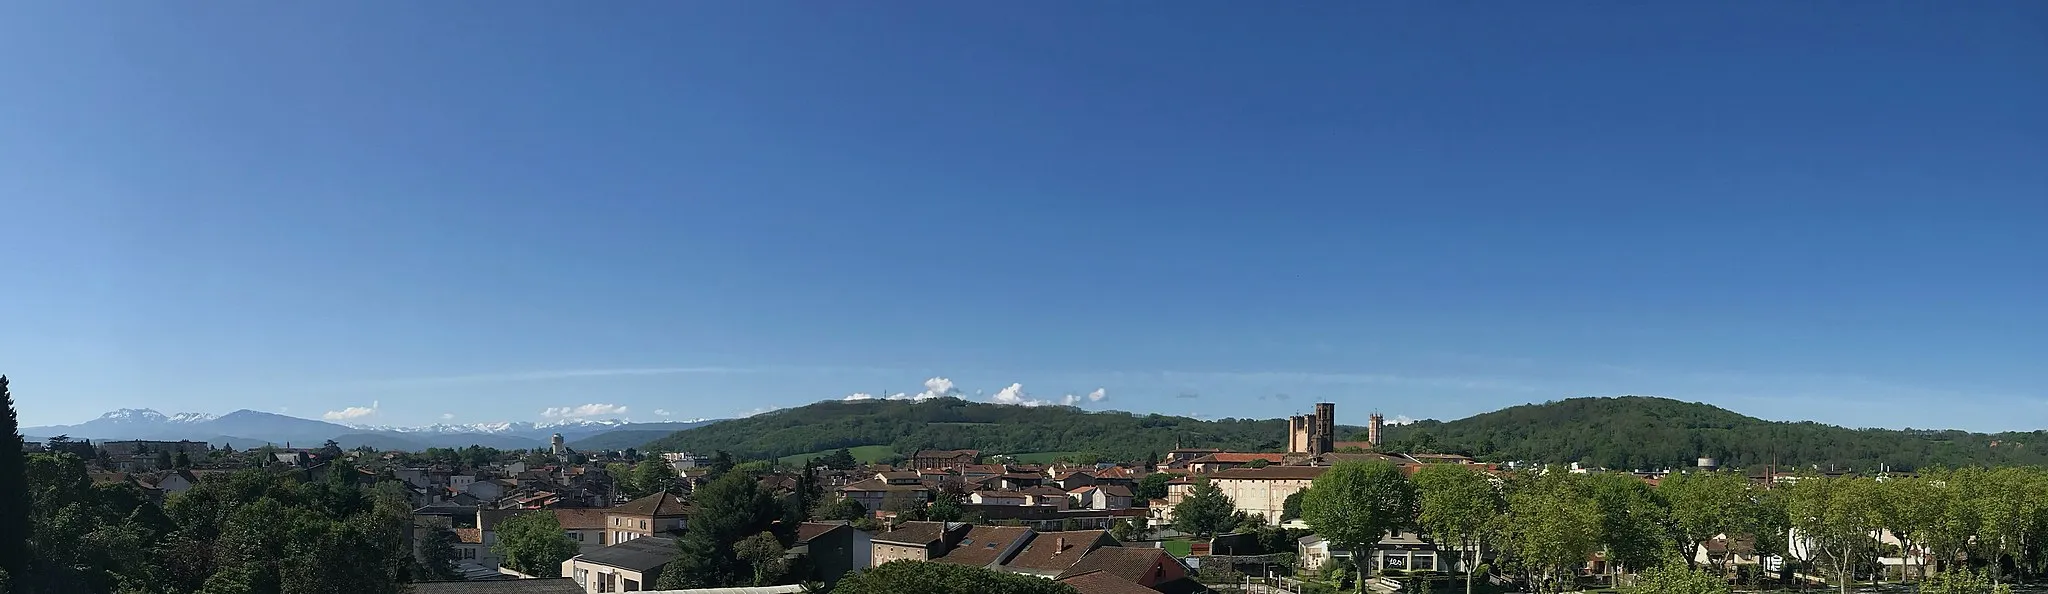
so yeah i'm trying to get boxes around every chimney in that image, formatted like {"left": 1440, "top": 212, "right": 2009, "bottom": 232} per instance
{"left": 1056, "top": 536, "right": 1068, "bottom": 551}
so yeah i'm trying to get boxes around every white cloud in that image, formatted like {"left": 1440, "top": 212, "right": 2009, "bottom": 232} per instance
{"left": 842, "top": 393, "right": 876, "bottom": 401}
{"left": 439, "top": 413, "right": 455, "bottom": 420}
{"left": 1061, "top": 394, "right": 1081, "bottom": 406}
{"left": 990, "top": 383, "right": 1053, "bottom": 407}
{"left": 916, "top": 377, "right": 961, "bottom": 401}
{"left": 654, "top": 409, "right": 673, "bottom": 416}
{"left": 540, "top": 403, "right": 629, "bottom": 418}
{"left": 322, "top": 401, "right": 379, "bottom": 421}
{"left": 1389, "top": 415, "right": 1418, "bottom": 426}
{"left": 1087, "top": 388, "right": 1107, "bottom": 402}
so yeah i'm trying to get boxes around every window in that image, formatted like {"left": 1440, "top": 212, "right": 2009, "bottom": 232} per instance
{"left": 639, "top": 519, "right": 647, "bottom": 529}
{"left": 574, "top": 569, "right": 588, "bottom": 584}
{"left": 1414, "top": 554, "right": 1436, "bottom": 571}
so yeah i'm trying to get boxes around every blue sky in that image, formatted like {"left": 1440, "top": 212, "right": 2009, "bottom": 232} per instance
{"left": 3, "top": 3, "right": 2043, "bottom": 432}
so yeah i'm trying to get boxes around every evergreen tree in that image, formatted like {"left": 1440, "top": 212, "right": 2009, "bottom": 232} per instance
{"left": 0, "top": 376, "right": 31, "bottom": 588}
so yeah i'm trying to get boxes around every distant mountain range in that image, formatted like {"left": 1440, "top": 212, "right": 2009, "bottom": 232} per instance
{"left": 21, "top": 408, "right": 720, "bottom": 452}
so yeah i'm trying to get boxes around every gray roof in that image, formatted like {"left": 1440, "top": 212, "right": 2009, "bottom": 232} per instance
{"left": 404, "top": 579, "right": 586, "bottom": 594}
{"left": 576, "top": 536, "right": 679, "bottom": 572}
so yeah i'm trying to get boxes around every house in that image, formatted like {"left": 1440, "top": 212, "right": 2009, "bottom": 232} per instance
{"left": 1186, "top": 453, "right": 1288, "bottom": 474}
{"left": 838, "top": 477, "right": 930, "bottom": 512}
{"left": 1091, "top": 466, "right": 1138, "bottom": 487}
{"left": 1020, "top": 485, "right": 1074, "bottom": 510}
{"left": 1000, "top": 530, "right": 1118, "bottom": 578}
{"left": 553, "top": 508, "right": 611, "bottom": 553}
{"left": 1207, "top": 466, "right": 1330, "bottom": 523}
{"left": 998, "top": 472, "right": 1047, "bottom": 490}
{"left": 1056, "top": 547, "right": 1202, "bottom": 594}
{"left": 957, "top": 464, "right": 1006, "bottom": 480}
{"left": 1298, "top": 529, "right": 1457, "bottom": 573}
{"left": 1164, "top": 449, "right": 1222, "bottom": 467}
{"left": 144, "top": 469, "right": 199, "bottom": 495}
{"left": 1055, "top": 470, "right": 1098, "bottom": 490}
{"left": 450, "top": 528, "right": 498, "bottom": 568}
{"left": 1058, "top": 570, "right": 1164, "bottom": 594}
{"left": 869, "top": 521, "right": 973, "bottom": 567}
{"left": 932, "top": 525, "right": 1036, "bottom": 569}
{"left": 1074, "top": 484, "right": 1135, "bottom": 510}
{"left": 403, "top": 578, "right": 587, "bottom": 593}
{"left": 971, "top": 491, "right": 1031, "bottom": 506}
{"left": 560, "top": 535, "right": 676, "bottom": 594}
{"left": 911, "top": 449, "right": 980, "bottom": 470}
{"left": 606, "top": 492, "right": 689, "bottom": 545}
{"left": 792, "top": 521, "right": 870, "bottom": 587}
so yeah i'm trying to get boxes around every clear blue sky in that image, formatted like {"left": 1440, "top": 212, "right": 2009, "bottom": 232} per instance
{"left": 3, "top": 3, "right": 2043, "bottom": 431}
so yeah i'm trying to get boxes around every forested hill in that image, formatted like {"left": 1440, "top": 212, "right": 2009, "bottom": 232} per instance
{"left": 640, "top": 397, "right": 1360, "bottom": 462}
{"left": 1376, "top": 396, "right": 2048, "bottom": 472}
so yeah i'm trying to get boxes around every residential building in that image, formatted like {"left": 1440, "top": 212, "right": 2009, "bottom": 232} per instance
{"left": 1072, "top": 484, "right": 1135, "bottom": 510}
{"left": 405, "top": 578, "right": 587, "bottom": 594}
{"left": 911, "top": 449, "right": 980, "bottom": 470}
{"left": 553, "top": 508, "right": 610, "bottom": 553}
{"left": 450, "top": 528, "right": 497, "bottom": 567}
{"left": 932, "top": 525, "right": 1036, "bottom": 569}
{"left": 1298, "top": 529, "right": 1458, "bottom": 573}
{"left": 1000, "top": 530, "right": 1118, "bottom": 578}
{"left": 793, "top": 521, "right": 870, "bottom": 587}
{"left": 970, "top": 491, "right": 1030, "bottom": 506}
{"left": 605, "top": 492, "right": 689, "bottom": 545}
{"left": 1208, "top": 466, "right": 1330, "bottom": 523}
{"left": 1055, "top": 547, "right": 1201, "bottom": 593}
{"left": 1054, "top": 470, "right": 1097, "bottom": 490}
{"left": 560, "top": 535, "right": 676, "bottom": 593}
{"left": 870, "top": 521, "right": 973, "bottom": 567}
{"left": 839, "top": 476, "right": 931, "bottom": 512}
{"left": 1187, "top": 453, "right": 1289, "bottom": 474}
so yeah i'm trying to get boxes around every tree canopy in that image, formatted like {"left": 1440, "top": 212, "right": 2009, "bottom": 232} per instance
{"left": 1170, "top": 478, "right": 1237, "bottom": 539}
{"left": 493, "top": 511, "right": 579, "bottom": 578}
{"left": 1300, "top": 461, "right": 1418, "bottom": 580}
{"left": 834, "top": 561, "right": 1079, "bottom": 594}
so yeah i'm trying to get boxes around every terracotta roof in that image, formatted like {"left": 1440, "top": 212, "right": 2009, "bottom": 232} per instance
{"left": 1093, "top": 467, "right": 1134, "bottom": 479}
{"left": 912, "top": 449, "right": 980, "bottom": 459}
{"left": 1208, "top": 466, "right": 1332, "bottom": 481}
{"left": 1000, "top": 472, "right": 1044, "bottom": 480}
{"left": 1191, "top": 452, "right": 1289, "bottom": 464}
{"left": 1054, "top": 470, "right": 1095, "bottom": 480}
{"left": 872, "top": 521, "right": 966, "bottom": 547}
{"left": 795, "top": 521, "right": 849, "bottom": 544}
{"left": 934, "top": 525, "right": 1034, "bottom": 566}
{"left": 1058, "top": 570, "right": 1159, "bottom": 594}
{"left": 1020, "top": 485, "right": 1069, "bottom": 497}
{"left": 552, "top": 508, "right": 608, "bottom": 531}
{"left": 1057, "top": 547, "right": 1175, "bottom": 582}
{"left": 612, "top": 492, "right": 690, "bottom": 517}
{"left": 1002, "top": 530, "right": 1114, "bottom": 573}
{"left": 841, "top": 477, "right": 928, "bottom": 492}
{"left": 877, "top": 471, "right": 921, "bottom": 481}
{"left": 452, "top": 528, "right": 483, "bottom": 544}
{"left": 958, "top": 464, "right": 1006, "bottom": 475}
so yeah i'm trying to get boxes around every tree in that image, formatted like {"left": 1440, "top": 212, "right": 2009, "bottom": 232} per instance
{"left": 1658, "top": 471, "right": 1752, "bottom": 572}
{"left": 882, "top": 490, "right": 928, "bottom": 522}
{"left": 414, "top": 524, "right": 462, "bottom": 581}
{"left": 928, "top": 491, "right": 964, "bottom": 523}
{"left": 1280, "top": 490, "right": 1305, "bottom": 523}
{"left": 1918, "top": 569, "right": 2017, "bottom": 594}
{"left": 657, "top": 471, "right": 782, "bottom": 589}
{"left": 631, "top": 458, "right": 679, "bottom": 498}
{"left": 1136, "top": 472, "right": 1177, "bottom": 501}
{"left": 1786, "top": 474, "right": 1885, "bottom": 594}
{"left": 1301, "top": 461, "right": 1418, "bottom": 589}
{"left": 821, "top": 448, "right": 859, "bottom": 470}
{"left": 1584, "top": 472, "right": 1669, "bottom": 580}
{"left": 834, "top": 560, "right": 1079, "bottom": 594}
{"left": 1170, "top": 478, "right": 1236, "bottom": 539}
{"left": 173, "top": 450, "right": 193, "bottom": 470}
{"left": 0, "top": 376, "right": 29, "bottom": 588}
{"left": 734, "top": 531, "right": 788, "bottom": 586}
{"left": 1875, "top": 474, "right": 1939, "bottom": 582}
{"left": 492, "top": 511, "right": 579, "bottom": 578}
{"left": 1628, "top": 556, "right": 1732, "bottom": 594}
{"left": 1414, "top": 463, "right": 1502, "bottom": 594}
{"left": 1247, "top": 458, "right": 1270, "bottom": 468}
{"left": 1500, "top": 469, "right": 1601, "bottom": 593}
{"left": 154, "top": 449, "right": 174, "bottom": 470}
{"left": 821, "top": 497, "right": 867, "bottom": 521}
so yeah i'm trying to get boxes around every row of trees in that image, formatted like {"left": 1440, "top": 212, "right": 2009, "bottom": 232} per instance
{"left": 1290, "top": 460, "right": 2048, "bottom": 594}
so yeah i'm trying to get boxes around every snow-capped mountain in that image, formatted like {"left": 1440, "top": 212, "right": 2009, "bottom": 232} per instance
{"left": 348, "top": 418, "right": 634, "bottom": 435}
{"left": 25, "top": 409, "right": 722, "bottom": 452}
{"left": 92, "top": 408, "right": 218, "bottom": 425}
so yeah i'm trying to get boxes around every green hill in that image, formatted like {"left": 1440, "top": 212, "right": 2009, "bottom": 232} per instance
{"left": 1376, "top": 395, "right": 2048, "bottom": 472}
{"left": 642, "top": 397, "right": 1339, "bottom": 462}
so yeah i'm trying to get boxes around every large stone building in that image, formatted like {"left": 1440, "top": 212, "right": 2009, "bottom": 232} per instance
{"left": 1286, "top": 402, "right": 1338, "bottom": 455}
{"left": 1208, "top": 465, "right": 1331, "bottom": 523}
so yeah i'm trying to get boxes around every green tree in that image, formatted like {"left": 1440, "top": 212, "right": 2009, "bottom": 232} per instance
{"left": 820, "top": 497, "right": 867, "bottom": 521}
{"left": 1658, "top": 471, "right": 1751, "bottom": 572}
{"left": 492, "top": 511, "right": 579, "bottom": 578}
{"left": 1413, "top": 463, "right": 1502, "bottom": 594}
{"left": 0, "top": 376, "right": 30, "bottom": 589}
{"left": 834, "top": 560, "right": 1079, "bottom": 594}
{"left": 414, "top": 524, "right": 463, "bottom": 581}
{"left": 733, "top": 531, "right": 788, "bottom": 586}
{"left": 656, "top": 470, "right": 781, "bottom": 589}
{"left": 820, "top": 448, "right": 859, "bottom": 470}
{"left": 1918, "top": 569, "right": 2017, "bottom": 594}
{"left": 631, "top": 458, "right": 679, "bottom": 497}
{"left": 1500, "top": 469, "right": 1601, "bottom": 593}
{"left": 1280, "top": 490, "right": 1305, "bottom": 523}
{"left": 928, "top": 491, "right": 964, "bottom": 523}
{"left": 605, "top": 462, "right": 636, "bottom": 497}
{"left": 1628, "top": 555, "right": 1732, "bottom": 594}
{"left": 1170, "top": 478, "right": 1237, "bottom": 539}
{"left": 1247, "top": 458, "right": 1270, "bottom": 468}
{"left": 1584, "top": 472, "right": 1669, "bottom": 579}
{"left": 1301, "top": 461, "right": 1418, "bottom": 589}
{"left": 1786, "top": 474, "right": 1885, "bottom": 594}
{"left": 1136, "top": 472, "right": 1177, "bottom": 501}
{"left": 173, "top": 450, "right": 193, "bottom": 470}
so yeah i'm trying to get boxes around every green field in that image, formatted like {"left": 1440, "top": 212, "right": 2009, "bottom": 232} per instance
{"left": 1161, "top": 540, "right": 1192, "bottom": 557}
{"left": 777, "top": 445, "right": 900, "bottom": 466}
{"left": 1000, "top": 451, "right": 1085, "bottom": 464}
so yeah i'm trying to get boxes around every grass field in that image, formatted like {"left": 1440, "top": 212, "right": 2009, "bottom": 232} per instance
{"left": 1161, "top": 540, "right": 1192, "bottom": 557}
{"left": 777, "top": 445, "right": 900, "bottom": 466}
{"left": 1000, "top": 451, "right": 1085, "bottom": 464}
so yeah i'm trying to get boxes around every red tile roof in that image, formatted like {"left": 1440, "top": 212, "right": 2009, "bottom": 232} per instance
{"left": 1208, "top": 466, "right": 1332, "bottom": 481}
{"left": 552, "top": 508, "right": 609, "bottom": 531}
{"left": 934, "top": 525, "right": 1034, "bottom": 566}
{"left": 1001, "top": 531, "right": 1114, "bottom": 573}
{"left": 612, "top": 492, "right": 691, "bottom": 517}
{"left": 453, "top": 528, "right": 483, "bottom": 544}
{"left": 1058, "top": 571, "right": 1157, "bottom": 594}
{"left": 1192, "top": 452, "right": 1289, "bottom": 464}
{"left": 1057, "top": 547, "right": 1175, "bottom": 582}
